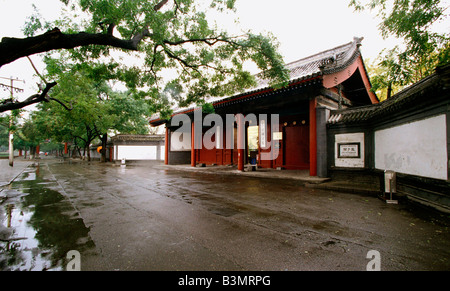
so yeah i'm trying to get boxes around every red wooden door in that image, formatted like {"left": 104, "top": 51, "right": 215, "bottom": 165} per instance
{"left": 283, "top": 125, "right": 310, "bottom": 170}
{"left": 216, "top": 149, "right": 223, "bottom": 165}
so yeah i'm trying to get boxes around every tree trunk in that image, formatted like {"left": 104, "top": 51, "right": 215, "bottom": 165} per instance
{"left": 100, "top": 133, "right": 108, "bottom": 163}
{"left": 86, "top": 146, "right": 91, "bottom": 162}
{"left": 77, "top": 146, "right": 83, "bottom": 159}
{"left": 30, "top": 146, "right": 36, "bottom": 160}
{"left": 386, "top": 82, "right": 392, "bottom": 99}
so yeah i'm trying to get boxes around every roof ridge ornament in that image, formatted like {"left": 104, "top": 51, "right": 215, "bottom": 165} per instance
{"left": 354, "top": 36, "right": 364, "bottom": 47}
{"left": 320, "top": 37, "right": 364, "bottom": 75}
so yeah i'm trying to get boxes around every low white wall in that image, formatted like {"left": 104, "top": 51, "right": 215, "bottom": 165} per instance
{"left": 117, "top": 145, "right": 157, "bottom": 161}
{"left": 375, "top": 114, "right": 448, "bottom": 180}
{"left": 171, "top": 131, "right": 191, "bottom": 151}
{"left": 160, "top": 146, "right": 165, "bottom": 161}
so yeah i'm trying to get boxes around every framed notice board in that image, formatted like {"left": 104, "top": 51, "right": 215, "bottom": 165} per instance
{"left": 338, "top": 142, "right": 361, "bottom": 159}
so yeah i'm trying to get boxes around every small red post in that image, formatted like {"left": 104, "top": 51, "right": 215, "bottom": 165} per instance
{"left": 64, "top": 142, "right": 68, "bottom": 155}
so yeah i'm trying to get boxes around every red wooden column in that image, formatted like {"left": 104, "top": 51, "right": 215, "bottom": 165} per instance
{"left": 109, "top": 147, "right": 113, "bottom": 162}
{"left": 237, "top": 114, "right": 245, "bottom": 172}
{"left": 309, "top": 98, "right": 317, "bottom": 176}
{"left": 191, "top": 121, "right": 196, "bottom": 167}
{"left": 64, "top": 142, "right": 68, "bottom": 155}
{"left": 165, "top": 127, "right": 169, "bottom": 165}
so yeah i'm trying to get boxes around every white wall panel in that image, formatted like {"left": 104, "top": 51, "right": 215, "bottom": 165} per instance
{"left": 117, "top": 146, "right": 157, "bottom": 160}
{"left": 171, "top": 131, "right": 191, "bottom": 151}
{"left": 375, "top": 115, "right": 447, "bottom": 180}
{"left": 335, "top": 132, "right": 365, "bottom": 168}
{"left": 160, "top": 146, "right": 165, "bottom": 161}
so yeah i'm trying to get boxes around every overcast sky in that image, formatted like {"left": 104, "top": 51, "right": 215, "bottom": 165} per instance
{"left": 0, "top": 0, "right": 447, "bottom": 112}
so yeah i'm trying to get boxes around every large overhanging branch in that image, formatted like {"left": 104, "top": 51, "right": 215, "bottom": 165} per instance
{"left": 0, "top": 27, "right": 152, "bottom": 68}
{"left": 0, "top": 82, "right": 57, "bottom": 112}
{"left": 154, "top": 0, "right": 169, "bottom": 11}
{"left": 0, "top": 0, "right": 173, "bottom": 68}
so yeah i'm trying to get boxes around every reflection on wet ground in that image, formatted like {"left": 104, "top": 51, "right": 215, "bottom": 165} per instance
{"left": 1, "top": 159, "right": 449, "bottom": 271}
{"left": 0, "top": 164, "right": 94, "bottom": 271}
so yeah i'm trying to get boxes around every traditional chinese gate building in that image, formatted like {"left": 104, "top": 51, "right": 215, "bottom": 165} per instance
{"left": 150, "top": 37, "right": 378, "bottom": 177}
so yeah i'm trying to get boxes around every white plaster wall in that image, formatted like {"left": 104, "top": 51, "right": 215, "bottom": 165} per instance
{"left": 171, "top": 131, "right": 191, "bottom": 151}
{"left": 160, "top": 146, "right": 165, "bottom": 160}
{"left": 375, "top": 114, "right": 447, "bottom": 180}
{"left": 335, "top": 132, "right": 365, "bottom": 168}
{"left": 117, "top": 146, "right": 157, "bottom": 160}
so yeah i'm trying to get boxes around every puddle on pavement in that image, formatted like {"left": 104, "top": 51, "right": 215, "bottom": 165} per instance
{"left": 0, "top": 165, "right": 94, "bottom": 271}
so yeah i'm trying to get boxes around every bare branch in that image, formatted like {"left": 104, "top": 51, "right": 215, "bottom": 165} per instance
{"left": 27, "top": 56, "right": 47, "bottom": 83}
{"left": 154, "top": 0, "right": 170, "bottom": 11}
{"left": 0, "top": 82, "right": 57, "bottom": 113}
{"left": 163, "top": 36, "right": 243, "bottom": 47}
{"left": 48, "top": 97, "right": 73, "bottom": 111}
{"left": 162, "top": 45, "right": 202, "bottom": 75}
{"left": 150, "top": 44, "right": 162, "bottom": 79}
{"left": 25, "top": 56, "right": 73, "bottom": 111}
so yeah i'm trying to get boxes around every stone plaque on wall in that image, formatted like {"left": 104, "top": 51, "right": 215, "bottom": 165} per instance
{"left": 338, "top": 143, "right": 360, "bottom": 158}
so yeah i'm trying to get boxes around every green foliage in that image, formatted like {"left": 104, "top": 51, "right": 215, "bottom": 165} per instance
{"left": 350, "top": 0, "right": 450, "bottom": 95}
{"left": 0, "top": 115, "right": 9, "bottom": 128}
{"left": 201, "top": 102, "right": 215, "bottom": 114}
{"left": 0, "top": 120, "right": 8, "bottom": 150}
{"left": 36, "top": 63, "right": 151, "bottom": 149}
{"left": 22, "top": 0, "right": 289, "bottom": 113}
{"left": 10, "top": 0, "right": 291, "bottom": 155}
{"left": 365, "top": 58, "right": 403, "bottom": 101}
{"left": 14, "top": 118, "right": 43, "bottom": 150}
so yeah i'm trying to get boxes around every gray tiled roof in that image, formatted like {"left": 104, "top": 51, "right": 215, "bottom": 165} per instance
{"left": 255, "top": 37, "right": 363, "bottom": 89}
{"left": 111, "top": 134, "right": 165, "bottom": 142}
{"left": 327, "top": 64, "right": 450, "bottom": 125}
{"left": 327, "top": 104, "right": 379, "bottom": 124}
{"left": 150, "top": 37, "right": 364, "bottom": 123}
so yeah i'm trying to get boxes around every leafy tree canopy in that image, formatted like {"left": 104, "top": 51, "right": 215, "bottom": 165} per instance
{"left": 0, "top": 0, "right": 289, "bottom": 113}
{"left": 350, "top": 0, "right": 449, "bottom": 98}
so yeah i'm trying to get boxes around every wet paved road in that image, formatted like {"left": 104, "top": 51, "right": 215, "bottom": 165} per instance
{"left": 1, "top": 158, "right": 449, "bottom": 271}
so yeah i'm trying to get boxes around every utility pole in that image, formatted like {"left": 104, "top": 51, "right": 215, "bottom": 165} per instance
{"left": 0, "top": 76, "right": 25, "bottom": 167}
{"left": 9, "top": 116, "right": 13, "bottom": 167}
